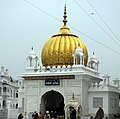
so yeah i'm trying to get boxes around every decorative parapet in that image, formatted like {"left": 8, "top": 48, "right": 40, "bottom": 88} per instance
{"left": 39, "top": 64, "right": 99, "bottom": 76}
{"left": 88, "top": 76, "right": 120, "bottom": 93}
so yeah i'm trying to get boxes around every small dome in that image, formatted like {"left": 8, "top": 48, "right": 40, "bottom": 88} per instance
{"left": 90, "top": 52, "right": 99, "bottom": 63}
{"left": 74, "top": 46, "right": 84, "bottom": 56}
{"left": 66, "top": 93, "right": 80, "bottom": 108}
{"left": 57, "top": 65, "right": 61, "bottom": 69}
{"left": 41, "top": 6, "right": 88, "bottom": 67}
{"left": 75, "top": 47, "right": 83, "bottom": 53}
{"left": 27, "top": 47, "right": 38, "bottom": 59}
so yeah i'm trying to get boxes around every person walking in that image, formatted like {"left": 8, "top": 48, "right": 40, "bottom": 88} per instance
{"left": 94, "top": 106, "right": 104, "bottom": 119}
{"left": 70, "top": 108, "right": 76, "bottom": 119}
{"left": 34, "top": 112, "right": 39, "bottom": 119}
{"left": 18, "top": 113, "right": 24, "bottom": 119}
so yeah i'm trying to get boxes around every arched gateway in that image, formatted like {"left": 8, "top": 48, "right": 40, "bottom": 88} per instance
{"left": 40, "top": 90, "right": 65, "bottom": 116}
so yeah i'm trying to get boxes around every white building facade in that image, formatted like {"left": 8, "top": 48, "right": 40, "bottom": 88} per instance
{"left": 18, "top": 6, "right": 120, "bottom": 119}
{"left": 0, "top": 66, "right": 19, "bottom": 119}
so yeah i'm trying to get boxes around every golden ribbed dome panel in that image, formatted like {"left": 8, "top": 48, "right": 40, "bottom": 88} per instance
{"left": 54, "top": 36, "right": 60, "bottom": 53}
{"left": 41, "top": 31, "right": 88, "bottom": 66}
{"left": 64, "top": 36, "right": 70, "bottom": 53}
{"left": 59, "top": 36, "right": 64, "bottom": 53}
{"left": 69, "top": 36, "right": 75, "bottom": 53}
{"left": 41, "top": 6, "right": 88, "bottom": 67}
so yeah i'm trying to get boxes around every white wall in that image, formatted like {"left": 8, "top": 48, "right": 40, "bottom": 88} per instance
{"left": 88, "top": 91, "right": 108, "bottom": 116}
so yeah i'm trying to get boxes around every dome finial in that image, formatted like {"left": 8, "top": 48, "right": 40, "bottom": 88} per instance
{"left": 63, "top": 4, "right": 67, "bottom": 26}
{"left": 32, "top": 46, "right": 33, "bottom": 50}
{"left": 72, "top": 93, "right": 75, "bottom": 100}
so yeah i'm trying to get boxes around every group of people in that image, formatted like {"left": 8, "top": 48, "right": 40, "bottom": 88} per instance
{"left": 32, "top": 110, "right": 57, "bottom": 119}
{"left": 18, "top": 106, "right": 104, "bottom": 119}
{"left": 17, "top": 110, "right": 58, "bottom": 119}
{"left": 32, "top": 111, "right": 43, "bottom": 119}
{"left": 69, "top": 106, "right": 104, "bottom": 119}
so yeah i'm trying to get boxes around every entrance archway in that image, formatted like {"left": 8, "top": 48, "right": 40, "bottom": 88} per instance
{"left": 65, "top": 94, "right": 82, "bottom": 119}
{"left": 40, "top": 90, "right": 64, "bottom": 116}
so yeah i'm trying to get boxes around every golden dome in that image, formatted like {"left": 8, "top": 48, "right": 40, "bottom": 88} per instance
{"left": 41, "top": 5, "right": 88, "bottom": 67}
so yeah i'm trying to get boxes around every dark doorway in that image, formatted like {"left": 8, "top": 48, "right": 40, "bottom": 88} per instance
{"left": 40, "top": 90, "right": 64, "bottom": 116}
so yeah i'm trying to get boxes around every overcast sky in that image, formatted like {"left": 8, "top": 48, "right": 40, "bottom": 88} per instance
{"left": 0, "top": 0, "right": 120, "bottom": 80}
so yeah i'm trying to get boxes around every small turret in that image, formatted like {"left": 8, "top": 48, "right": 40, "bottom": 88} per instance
{"left": 103, "top": 73, "right": 110, "bottom": 86}
{"left": 25, "top": 47, "right": 39, "bottom": 72}
{"left": 88, "top": 52, "right": 99, "bottom": 71}
{"left": 73, "top": 46, "right": 84, "bottom": 65}
{"left": 113, "top": 76, "right": 120, "bottom": 88}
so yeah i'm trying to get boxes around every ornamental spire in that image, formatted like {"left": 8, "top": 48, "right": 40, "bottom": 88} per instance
{"left": 63, "top": 4, "right": 67, "bottom": 26}
{"left": 72, "top": 93, "right": 75, "bottom": 100}
{"left": 32, "top": 46, "right": 33, "bottom": 50}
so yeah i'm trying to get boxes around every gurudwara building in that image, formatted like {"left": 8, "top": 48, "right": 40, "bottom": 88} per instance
{"left": 18, "top": 6, "right": 120, "bottom": 119}
{"left": 0, "top": 66, "right": 19, "bottom": 119}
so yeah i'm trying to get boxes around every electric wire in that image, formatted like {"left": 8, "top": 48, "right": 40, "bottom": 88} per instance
{"left": 23, "top": 0, "right": 120, "bottom": 55}
{"left": 87, "top": 0, "right": 120, "bottom": 43}
{"left": 72, "top": 0, "right": 120, "bottom": 48}
{"left": 69, "top": 25, "right": 120, "bottom": 55}
{"left": 24, "top": 0, "right": 61, "bottom": 23}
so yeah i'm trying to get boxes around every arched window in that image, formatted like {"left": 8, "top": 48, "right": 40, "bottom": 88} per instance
{"left": 0, "top": 103, "right": 1, "bottom": 109}
{"left": 11, "top": 104, "right": 12, "bottom": 109}
{"left": 16, "top": 104, "right": 18, "bottom": 109}
{"left": 75, "top": 54, "right": 80, "bottom": 65}
{"left": 0, "top": 87, "right": 1, "bottom": 96}
{"left": 8, "top": 88, "right": 9, "bottom": 92}
{"left": 19, "top": 81, "right": 21, "bottom": 85}
{"left": 11, "top": 90, "right": 12, "bottom": 97}
{"left": 14, "top": 91, "right": 15, "bottom": 98}
{"left": 29, "top": 57, "right": 32, "bottom": 67}
{"left": 16, "top": 91, "right": 18, "bottom": 98}
{"left": 13, "top": 104, "right": 15, "bottom": 109}
{"left": 3, "top": 100, "right": 6, "bottom": 109}
{"left": 3, "top": 87, "right": 6, "bottom": 92}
